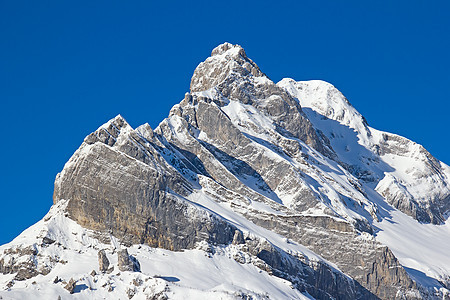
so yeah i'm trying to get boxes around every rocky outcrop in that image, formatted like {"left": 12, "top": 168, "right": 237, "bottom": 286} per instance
{"left": 98, "top": 250, "right": 110, "bottom": 272}
{"left": 246, "top": 213, "right": 416, "bottom": 299}
{"left": 232, "top": 230, "right": 244, "bottom": 245}
{"left": 64, "top": 278, "right": 76, "bottom": 294}
{"left": 53, "top": 116, "right": 236, "bottom": 251}
{"left": 372, "top": 133, "right": 450, "bottom": 225}
{"left": 117, "top": 249, "right": 140, "bottom": 272}
{"left": 189, "top": 42, "right": 329, "bottom": 156}
{"left": 0, "top": 245, "right": 50, "bottom": 282}
{"left": 242, "top": 237, "right": 376, "bottom": 300}
{"left": 190, "top": 42, "right": 265, "bottom": 96}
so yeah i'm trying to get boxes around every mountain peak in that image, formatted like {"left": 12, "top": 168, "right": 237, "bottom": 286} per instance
{"left": 190, "top": 42, "right": 265, "bottom": 93}
{"left": 210, "top": 42, "right": 246, "bottom": 57}
{"left": 3, "top": 43, "right": 450, "bottom": 300}
{"left": 83, "top": 114, "right": 132, "bottom": 146}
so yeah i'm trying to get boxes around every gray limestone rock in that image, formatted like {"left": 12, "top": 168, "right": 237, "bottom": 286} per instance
{"left": 189, "top": 43, "right": 329, "bottom": 156}
{"left": 53, "top": 117, "right": 235, "bottom": 251}
{"left": 97, "top": 250, "right": 109, "bottom": 273}
{"left": 64, "top": 278, "right": 76, "bottom": 294}
{"left": 117, "top": 249, "right": 132, "bottom": 272}
{"left": 232, "top": 230, "right": 244, "bottom": 245}
{"left": 14, "top": 267, "right": 38, "bottom": 281}
{"left": 117, "top": 249, "right": 139, "bottom": 272}
{"left": 127, "top": 286, "right": 137, "bottom": 299}
{"left": 0, "top": 245, "right": 42, "bottom": 282}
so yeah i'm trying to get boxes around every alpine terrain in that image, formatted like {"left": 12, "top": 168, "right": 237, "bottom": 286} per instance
{"left": 1, "top": 43, "right": 450, "bottom": 300}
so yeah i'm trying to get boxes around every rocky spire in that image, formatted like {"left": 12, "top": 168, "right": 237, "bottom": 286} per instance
{"left": 187, "top": 42, "right": 330, "bottom": 156}
{"left": 190, "top": 42, "right": 266, "bottom": 95}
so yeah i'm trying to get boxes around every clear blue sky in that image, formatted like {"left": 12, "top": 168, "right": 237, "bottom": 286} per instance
{"left": 1, "top": 1, "right": 449, "bottom": 244}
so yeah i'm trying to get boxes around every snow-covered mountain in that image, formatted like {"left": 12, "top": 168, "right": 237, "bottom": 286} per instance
{"left": 1, "top": 42, "right": 450, "bottom": 300}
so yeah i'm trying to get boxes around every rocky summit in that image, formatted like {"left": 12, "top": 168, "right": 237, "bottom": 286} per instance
{"left": 1, "top": 42, "right": 450, "bottom": 299}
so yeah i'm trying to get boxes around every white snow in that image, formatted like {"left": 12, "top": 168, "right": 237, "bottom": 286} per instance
{"left": 278, "top": 78, "right": 450, "bottom": 210}
{"left": 375, "top": 209, "right": 450, "bottom": 288}
{"left": 0, "top": 200, "right": 311, "bottom": 300}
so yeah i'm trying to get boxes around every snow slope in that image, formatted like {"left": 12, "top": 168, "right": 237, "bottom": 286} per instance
{"left": 375, "top": 209, "right": 450, "bottom": 288}
{"left": 0, "top": 200, "right": 311, "bottom": 300}
{"left": 278, "top": 78, "right": 450, "bottom": 225}
{"left": 278, "top": 78, "right": 450, "bottom": 292}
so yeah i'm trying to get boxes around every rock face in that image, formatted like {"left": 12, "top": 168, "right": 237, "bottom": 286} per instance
{"left": 53, "top": 116, "right": 236, "bottom": 250}
{"left": 44, "top": 43, "right": 450, "bottom": 299}
{"left": 231, "top": 230, "right": 244, "bottom": 245}
{"left": 190, "top": 42, "right": 328, "bottom": 156}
